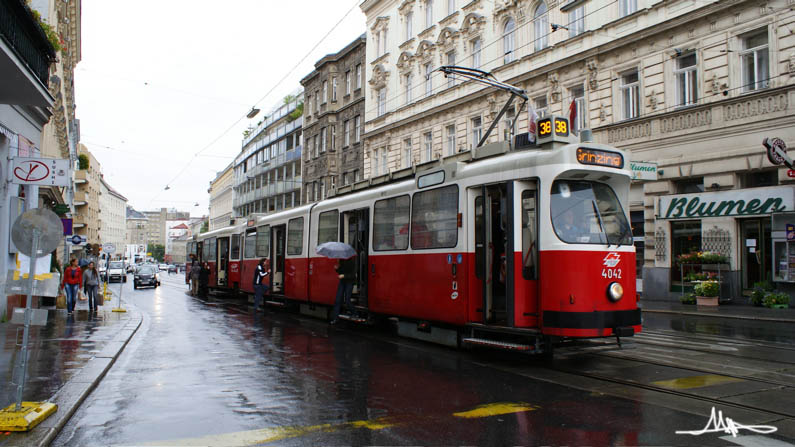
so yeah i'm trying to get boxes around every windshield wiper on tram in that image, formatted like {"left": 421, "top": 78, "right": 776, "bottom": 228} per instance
{"left": 591, "top": 200, "right": 609, "bottom": 248}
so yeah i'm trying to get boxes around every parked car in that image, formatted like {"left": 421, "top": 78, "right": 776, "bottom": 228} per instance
{"left": 126, "top": 264, "right": 135, "bottom": 273}
{"left": 168, "top": 264, "right": 177, "bottom": 273}
{"left": 106, "top": 261, "right": 127, "bottom": 283}
{"left": 133, "top": 265, "right": 160, "bottom": 289}
{"left": 158, "top": 264, "right": 168, "bottom": 271}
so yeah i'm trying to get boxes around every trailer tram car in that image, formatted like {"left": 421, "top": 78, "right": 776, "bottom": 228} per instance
{"left": 187, "top": 116, "right": 641, "bottom": 355}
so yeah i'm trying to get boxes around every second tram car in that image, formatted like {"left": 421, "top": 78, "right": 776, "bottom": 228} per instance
{"left": 187, "top": 117, "right": 641, "bottom": 354}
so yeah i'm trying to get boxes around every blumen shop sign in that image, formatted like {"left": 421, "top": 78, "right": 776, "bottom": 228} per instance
{"left": 659, "top": 186, "right": 794, "bottom": 219}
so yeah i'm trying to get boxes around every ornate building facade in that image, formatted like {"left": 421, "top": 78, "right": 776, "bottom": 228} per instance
{"left": 301, "top": 35, "right": 367, "bottom": 202}
{"left": 360, "top": 0, "right": 795, "bottom": 300}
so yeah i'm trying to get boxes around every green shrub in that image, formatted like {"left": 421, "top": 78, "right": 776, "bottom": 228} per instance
{"left": 694, "top": 280, "right": 719, "bottom": 297}
{"left": 680, "top": 293, "right": 696, "bottom": 304}
{"left": 750, "top": 281, "right": 774, "bottom": 306}
{"left": 78, "top": 154, "right": 89, "bottom": 170}
{"left": 700, "top": 252, "right": 728, "bottom": 264}
{"left": 763, "top": 292, "right": 790, "bottom": 308}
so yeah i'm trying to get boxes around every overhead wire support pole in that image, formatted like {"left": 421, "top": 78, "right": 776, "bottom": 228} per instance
{"left": 436, "top": 66, "right": 528, "bottom": 149}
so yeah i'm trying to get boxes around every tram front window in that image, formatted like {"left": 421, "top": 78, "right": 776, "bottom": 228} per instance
{"left": 551, "top": 180, "right": 632, "bottom": 246}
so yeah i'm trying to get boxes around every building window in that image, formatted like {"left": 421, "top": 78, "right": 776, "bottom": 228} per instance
{"left": 503, "top": 18, "right": 516, "bottom": 64}
{"left": 620, "top": 70, "right": 640, "bottom": 120}
{"left": 377, "top": 88, "right": 386, "bottom": 116}
{"left": 424, "top": 62, "right": 433, "bottom": 97}
{"left": 375, "top": 31, "right": 381, "bottom": 57}
{"left": 534, "top": 96, "right": 548, "bottom": 118}
{"left": 445, "top": 124, "right": 456, "bottom": 156}
{"left": 619, "top": 0, "right": 637, "bottom": 17}
{"left": 446, "top": 51, "right": 456, "bottom": 88}
{"left": 675, "top": 53, "right": 697, "bottom": 107}
{"left": 503, "top": 106, "right": 516, "bottom": 141}
{"left": 403, "top": 138, "right": 413, "bottom": 168}
{"left": 381, "top": 147, "right": 388, "bottom": 174}
{"left": 405, "top": 73, "right": 413, "bottom": 104}
{"left": 345, "top": 71, "right": 351, "bottom": 95}
{"left": 322, "top": 81, "right": 328, "bottom": 104}
{"left": 471, "top": 38, "right": 481, "bottom": 68}
{"left": 423, "top": 131, "right": 433, "bottom": 162}
{"left": 355, "top": 115, "right": 361, "bottom": 142}
{"left": 470, "top": 116, "right": 482, "bottom": 149}
{"left": 570, "top": 85, "right": 586, "bottom": 132}
{"left": 373, "top": 149, "right": 380, "bottom": 176}
{"left": 570, "top": 6, "right": 584, "bottom": 37}
{"left": 405, "top": 11, "right": 413, "bottom": 40}
{"left": 314, "top": 91, "right": 319, "bottom": 111}
{"left": 332, "top": 77, "right": 338, "bottom": 102}
{"left": 675, "top": 177, "right": 704, "bottom": 194}
{"left": 344, "top": 120, "right": 350, "bottom": 147}
{"left": 426, "top": 0, "right": 434, "bottom": 28}
{"left": 742, "top": 170, "right": 778, "bottom": 188}
{"left": 313, "top": 135, "right": 319, "bottom": 158}
{"left": 672, "top": 221, "right": 701, "bottom": 282}
{"left": 741, "top": 29, "right": 769, "bottom": 92}
{"left": 534, "top": 2, "right": 548, "bottom": 51}
{"left": 354, "top": 169, "right": 360, "bottom": 182}
{"left": 320, "top": 128, "right": 327, "bottom": 153}
{"left": 330, "top": 125, "right": 336, "bottom": 151}
{"left": 355, "top": 64, "right": 362, "bottom": 89}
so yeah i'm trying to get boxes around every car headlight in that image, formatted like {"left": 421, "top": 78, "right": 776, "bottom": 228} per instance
{"left": 607, "top": 282, "right": 623, "bottom": 302}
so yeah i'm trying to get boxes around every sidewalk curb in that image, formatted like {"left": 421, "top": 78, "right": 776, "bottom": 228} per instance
{"left": 642, "top": 308, "right": 795, "bottom": 323}
{"left": 33, "top": 304, "right": 143, "bottom": 447}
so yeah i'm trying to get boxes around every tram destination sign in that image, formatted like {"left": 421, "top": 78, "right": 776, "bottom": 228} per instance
{"left": 658, "top": 186, "right": 794, "bottom": 219}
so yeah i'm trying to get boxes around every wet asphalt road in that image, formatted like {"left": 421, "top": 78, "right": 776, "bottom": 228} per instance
{"left": 49, "top": 274, "right": 792, "bottom": 446}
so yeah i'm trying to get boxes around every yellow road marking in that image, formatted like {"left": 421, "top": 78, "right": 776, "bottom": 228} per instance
{"left": 144, "top": 402, "right": 537, "bottom": 446}
{"left": 652, "top": 374, "right": 744, "bottom": 390}
{"left": 453, "top": 402, "right": 538, "bottom": 419}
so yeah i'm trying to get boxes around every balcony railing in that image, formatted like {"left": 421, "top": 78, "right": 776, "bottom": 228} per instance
{"left": 0, "top": 0, "right": 55, "bottom": 89}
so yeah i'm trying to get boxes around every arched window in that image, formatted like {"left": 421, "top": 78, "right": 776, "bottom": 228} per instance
{"left": 503, "top": 18, "right": 516, "bottom": 64}
{"left": 534, "top": 2, "right": 548, "bottom": 51}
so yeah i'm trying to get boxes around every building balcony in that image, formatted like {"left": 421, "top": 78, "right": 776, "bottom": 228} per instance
{"left": 74, "top": 169, "right": 87, "bottom": 184}
{"left": 0, "top": 0, "right": 56, "bottom": 107}
{"left": 73, "top": 190, "right": 87, "bottom": 205}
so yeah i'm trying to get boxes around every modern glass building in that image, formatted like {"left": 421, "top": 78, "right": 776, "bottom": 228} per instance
{"left": 233, "top": 92, "right": 304, "bottom": 217}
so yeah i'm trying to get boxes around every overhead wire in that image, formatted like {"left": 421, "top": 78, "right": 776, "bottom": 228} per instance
{"left": 146, "top": 0, "right": 362, "bottom": 206}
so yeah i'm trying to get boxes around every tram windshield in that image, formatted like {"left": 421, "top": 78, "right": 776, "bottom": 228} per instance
{"left": 551, "top": 180, "right": 632, "bottom": 246}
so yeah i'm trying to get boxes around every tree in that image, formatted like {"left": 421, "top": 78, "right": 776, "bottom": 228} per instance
{"left": 200, "top": 220, "right": 209, "bottom": 233}
{"left": 78, "top": 154, "right": 89, "bottom": 170}
{"left": 151, "top": 244, "right": 165, "bottom": 262}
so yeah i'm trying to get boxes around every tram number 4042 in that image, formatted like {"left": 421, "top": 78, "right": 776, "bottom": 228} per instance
{"left": 602, "top": 268, "right": 622, "bottom": 279}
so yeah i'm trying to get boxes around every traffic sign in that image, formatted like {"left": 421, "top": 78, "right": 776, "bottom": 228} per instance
{"left": 66, "top": 234, "right": 87, "bottom": 246}
{"left": 11, "top": 157, "right": 70, "bottom": 186}
{"left": 102, "top": 243, "right": 116, "bottom": 254}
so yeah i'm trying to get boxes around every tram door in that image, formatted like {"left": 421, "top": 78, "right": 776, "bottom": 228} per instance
{"left": 472, "top": 181, "right": 536, "bottom": 327}
{"left": 343, "top": 208, "right": 369, "bottom": 308}
{"left": 271, "top": 225, "right": 286, "bottom": 293}
{"left": 217, "top": 237, "right": 229, "bottom": 287}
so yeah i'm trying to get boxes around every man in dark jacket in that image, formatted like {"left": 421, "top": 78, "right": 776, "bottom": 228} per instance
{"left": 330, "top": 256, "right": 356, "bottom": 324}
{"left": 198, "top": 262, "right": 210, "bottom": 298}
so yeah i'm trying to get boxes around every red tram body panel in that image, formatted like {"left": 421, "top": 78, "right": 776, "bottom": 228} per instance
{"left": 186, "top": 134, "right": 642, "bottom": 355}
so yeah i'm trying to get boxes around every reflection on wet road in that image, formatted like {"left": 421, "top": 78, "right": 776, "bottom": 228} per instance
{"left": 51, "top": 276, "right": 791, "bottom": 446}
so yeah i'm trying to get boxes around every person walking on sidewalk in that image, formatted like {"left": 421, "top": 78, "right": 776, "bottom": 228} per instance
{"left": 189, "top": 254, "right": 200, "bottom": 296}
{"left": 83, "top": 261, "right": 100, "bottom": 312}
{"left": 62, "top": 258, "right": 82, "bottom": 315}
{"left": 252, "top": 258, "right": 270, "bottom": 311}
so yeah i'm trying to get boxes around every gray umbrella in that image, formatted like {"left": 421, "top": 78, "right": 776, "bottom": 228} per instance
{"left": 316, "top": 241, "right": 356, "bottom": 259}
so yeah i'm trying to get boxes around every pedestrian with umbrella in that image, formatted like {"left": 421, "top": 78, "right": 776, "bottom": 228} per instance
{"left": 316, "top": 242, "right": 357, "bottom": 324}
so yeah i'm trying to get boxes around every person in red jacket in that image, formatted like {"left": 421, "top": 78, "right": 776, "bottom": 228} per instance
{"left": 62, "top": 258, "right": 82, "bottom": 314}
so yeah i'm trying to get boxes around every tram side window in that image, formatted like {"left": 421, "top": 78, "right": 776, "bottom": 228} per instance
{"left": 230, "top": 235, "right": 241, "bottom": 260}
{"left": 287, "top": 217, "right": 304, "bottom": 255}
{"left": 317, "top": 210, "right": 339, "bottom": 244}
{"left": 208, "top": 237, "right": 217, "bottom": 260}
{"left": 374, "top": 195, "right": 410, "bottom": 251}
{"left": 521, "top": 190, "right": 537, "bottom": 280}
{"left": 411, "top": 185, "right": 458, "bottom": 249}
{"left": 202, "top": 240, "right": 210, "bottom": 261}
{"left": 256, "top": 225, "right": 270, "bottom": 257}
{"left": 244, "top": 231, "right": 257, "bottom": 259}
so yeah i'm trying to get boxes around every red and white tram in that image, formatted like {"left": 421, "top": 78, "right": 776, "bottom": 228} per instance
{"left": 186, "top": 115, "right": 641, "bottom": 355}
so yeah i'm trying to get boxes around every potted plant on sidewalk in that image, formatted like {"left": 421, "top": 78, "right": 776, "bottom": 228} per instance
{"left": 750, "top": 281, "right": 774, "bottom": 306}
{"left": 694, "top": 280, "right": 719, "bottom": 306}
{"left": 763, "top": 292, "right": 790, "bottom": 309}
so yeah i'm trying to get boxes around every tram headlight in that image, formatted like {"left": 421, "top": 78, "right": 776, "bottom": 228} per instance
{"left": 607, "top": 282, "right": 623, "bottom": 302}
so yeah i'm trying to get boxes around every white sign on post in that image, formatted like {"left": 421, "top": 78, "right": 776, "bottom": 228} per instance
{"left": 103, "top": 243, "right": 116, "bottom": 254}
{"left": 10, "top": 157, "right": 70, "bottom": 186}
